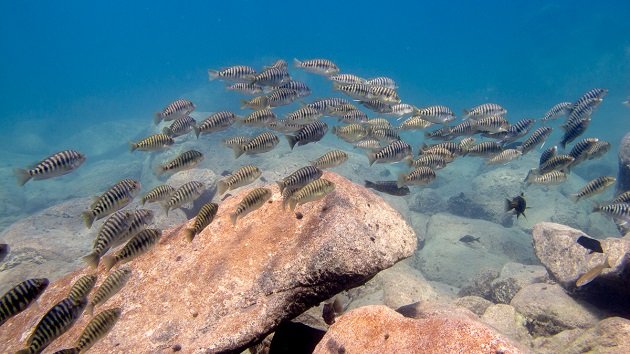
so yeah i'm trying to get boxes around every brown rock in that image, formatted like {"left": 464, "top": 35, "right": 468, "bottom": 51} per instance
{"left": 0, "top": 172, "right": 416, "bottom": 354}
{"left": 313, "top": 305, "right": 529, "bottom": 354}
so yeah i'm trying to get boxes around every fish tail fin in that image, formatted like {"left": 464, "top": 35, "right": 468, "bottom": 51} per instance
{"left": 129, "top": 142, "right": 138, "bottom": 152}
{"left": 153, "top": 165, "right": 165, "bottom": 177}
{"left": 230, "top": 213, "right": 238, "bottom": 225}
{"left": 364, "top": 180, "right": 374, "bottom": 188}
{"left": 286, "top": 135, "right": 298, "bottom": 150}
{"left": 232, "top": 145, "right": 245, "bottom": 159}
{"left": 15, "top": 348, "right": 33, "bottom": 354}
{"left": 193, "top": 125, "right": 201, "bottom": 139}
{"left": 569, "top": 194, "right": 580, "bottom": 203}
{"left": 293, "top": 58, "right": 302, "bottom": 68}
{"left": 162, "top": 127, "right": 173, "bottom": 137}
{"left": 397, "top": 174, "right": 406, "bottom": 188}
{"left": 82, "top": 211, "right": 95, "bottom": 229}
{"left": 505, "top": 199, "right": 513, "bottom": 212}
{"left": 367, "top": 151, "right": 377, "bottom": 166}
{"left": 217, "top": 180, "right": 229, "bottom": 196}
{"left": 208, "top": 69, "right": 219, "bottom": 81}
{"left": 85, "top": 303, "right": 95, "bottom": 316}
{"left": 183, "top": 228, "right": 196, "bottom": 242}
{"left": 102, "top": 255, "right": 117, "bottom": 272}
{"left": 82, "top": 252, "right": 100, "bottom": 269}
{"left": 162, "top": 203, "right": 171, "bottom": 216}
{"left": 276, "top": 181, "right": 285, "bottom": 193}
{"left": 154, "top": 112, "right": 163, "bottom": 125}
{"left": 14, "top": 168, "right": 31, "bottom": 186}
{"left": 288, "top": 198, "right": 298, "bottom": 212}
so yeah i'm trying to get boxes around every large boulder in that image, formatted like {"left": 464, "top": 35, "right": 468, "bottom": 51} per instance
{"left": 532, "top": 222, "right": 630, "bottom": 313}
{"left": 0, "top": 172, "right": 416, "bottom": 354}
{"left": 617, "top": 131, "right": 630, "bottom": 196}
{"left": 481, "top": 304, "right": 532, "bottom": 344}
{"left": 489, "top": 262, "right": 550, "bottom": 304}
{"left": 313, "top": 304, "right": 529, "bottom": 354}
{"left": 532, "top": 317, "right": 630, "bottom": 354}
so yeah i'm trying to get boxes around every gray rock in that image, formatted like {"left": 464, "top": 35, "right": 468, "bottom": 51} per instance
{"left": 458, "top": 269, "right": 500, "bottom": 299}
{"left": 454, "top": 296, "right": 493, "bottom": 316}
{"left": 409, "top": 189, "right": 446, "bottom": 214}
{"left": 414, "top": 213, "right": 536, "bottom": 287}
{"left": 490, "top": 262, "right": 550, "bottom": 304}
{"left": 510, "top": 283, "right": 601, "bottom": 336}
{"left": 446, "top": 192, "right": 494, "bottom": 221}
{"left": 532, "top": 222, "right": 630, "bottom": 313}
{"left": 563, "top": 316, "right": 630, "bottom": 354}
{"left": 531, "top": 328, "right": 585, "bottom": 354}
{"left": 617, "top": 131, "right": 630, "bottom": 196}
{"left": 481, "top": 304, "right": 532, "bottom": 344}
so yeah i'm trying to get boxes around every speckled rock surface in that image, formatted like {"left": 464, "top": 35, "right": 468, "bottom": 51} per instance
{"left": 490, "top": 262, "right": 550, "bottom": 304}
{"left": 454, "top": 296, "right": 494, "bottom": 316}
{"left": 313, "top": 305, "right": 529, "bottom": 354}
{"left": 562, "top": 316, "right": 630, "bottom": 354}
{"left": 481, "top": 304, "right": 532, "bottom": 344}
{"left": 0, "top": 172, "right": 416, "bottom": 354}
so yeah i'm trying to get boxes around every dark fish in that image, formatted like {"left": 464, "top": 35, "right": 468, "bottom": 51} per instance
{"left": 0, "top": 243, "right": 8, "bottom": 262}
{"left": 0, "top": 278, "right": 49, "bottom": 327}
{"left": 364, "top": 180, "right": 410, "bottom": 196}
{"left": 505, "top": 193, "right": 527, "bottom": 219}
{"left": 576, "top": 235, "right": 603, "bottom": 254}
{"left": 459, "top": 235, "right": 480, "bottom": 243}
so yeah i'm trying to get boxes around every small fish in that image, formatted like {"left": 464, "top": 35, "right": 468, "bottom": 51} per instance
{"left": 329, "top": 103, "right": 361, "bottom": 117}
{"left": 566, "top": 97, "right": 601, "bottom": 126}
{"left": 333, "top": 124, "right": 369, "bottom": 143}
{"left": 208, "top": 65, "right": 256, "bottom": 82}
{"left": 500, "top": 118, "right": 536, "bottom": 143}
{"left": 164, "top": 181, "right": 205, "bottom": 215}
{"left": 329, "top": 73, "right": 366, "bottom": 85}
{"left": 397, "top": 166, "right": 436, "bottom": 187}
{"left": 576, "top": 235, "right": 604, "bottom": 254}
{"left": 183, "top": 202, "right": 219, "bottom": 242}
{"left": 129, "top": 133, "right": 174, "bottom": 152}
{"left": 154, "top": 99, "right": 195, "bottom": 125}
{"left": 459, "top": 235, "right": 480, "bottom": 243}
{"left": 413, "top": 105, "right": 455, "bottom": 125}
{"left": 267, "top": 88, "right": 300, "bottom": 107}
{"left": 286, "top": 121, "right": 328, "bottom": 149}
{"left": 399, "top": 116, "right": 433, "bottom": 130}
{"left": 586, "top": 141, "right": 611, "bottom": 160}
{"left": 268, "top": 119, "right": 304, "bottom": 133}
{"left": 572, "top": 88, "right": 608, "bottom": 111}
{"left": 366, "top": 76, "right": 398, "bottom": 89}
{"left": 386, "top": 103, "right": 415, "bottom": 117}
{"left": 285, "top": 106, "right": 322, "bottom": 124}
{"left": 539, "top": 146, "right": 558, "bottom": 166}
{"left": 542, "top": 102, "right": 572, "bottom": 121}
{"left": 369, "top": 85, "right": 401, "bottom": 104}
{"left": 162, "top": 115, "right": 196, "bottom": 138}
{"left": 217, "top": 165, "right": 262, "bottom": 195}
{"left": 277, "top": 166, "right": 323, "bottom": 193}
{"left": 560, "top": 118, "right": 590, "bottom": 149}
{"left": 233, "top": 132, "right": 280, "bottom": 159}
{"left": 420, "top": 147, "right": 456, "bottom": 162}
{"left": 424, "top": 126, "right": 454, "bottom": 141}
{"left": 518, "top": 126, "right": 553, "bottom": 154}
{"left": 611, "top": 191, "right": 630, "bottom": 204}
{"left": 0, "top": 243, "right": 8, "bottom": 263}
{"left": 538, "top": 154, "right": 575, "bottom": 174}
{"left": 294, "top": 58, "right": 340, "bottom": 76}
{"left": 525, "top": 170, "right": 567, "bottom": 186}
{"left": 288, "top": 178, "right": 336, "bottom": 211}
{"left": 241, "top": 96, "right": 270, "bottom": 110}
{"left": 74, "top": 308, "right": 122, "bottom": 352}
{"left": 278, "top": 80, "right": 311, "bottom": 98}
{"left": 230, "top": 188, "right": 272, "bottom": 225}
{"left": 448, "top": 120, "right": 476, "bottom": 138}
{"left": 68, "top": 274, "right": 97, "bottom": 301}
{"left": 0, "top": 278, "right": 49, "bottom": 327}
{"left": 463, "top": 103, "right": 506, "bottom": 119}
{"left": 464, "top": 141, "right": 503, "bottom": 157}
{"left": 226, "top": 82, "right": 264, "bottom": 95}
{"left": 459, "top": 137, "right": 476, "bottom": 152}
{"left": 408, "top": 154, "right": 448, "bottom": 170}
{"left": 86, "top": 268, "right": 132, "bottom": 315}
{"left": 102, "top": 229, "right": 162, "bottom": 271}
{"left": 360, "top": 99, "right": 393, "bottom": 114}
{"left": 486, "top": 149, "right": 522, "bottom": 165}
{"left": 154, "top": 150, "right": 204, "bottom": 177}
{"left": 576, "top": 256, "right": 610, "bottom": 287}
{"left": 253, "top": 67, "right": 290, "bottom": 87}
{"left": 82, "top": 179, "right": 142, "bottom": 228}
{"left": 194, "top": 111, "right": 238, "bottom": 138}
{"left": 367, "top": 140, "right": 413, "bottom": 166}
{"left": 17, "top": 297, "right": 87, "bottom": 354}
{"left": 353, "top": 138, "right": 383, "bottom": 150}
{"left": 505, "top": 193, "right": 527, "bottom": 219}
{"left": 369, "top": 127, "right": 401, "bottom": 143}
{"left": 471, "top": 115, "right": 509, "bottom": 133}
{"left": 364, "top": 180, "right": 410, "bottom": 196}
{"left": 306, "top": 97, "right": 350, "bottom": 114}
{"left": 241, "top": 109, "right": 277, "bottom": 127}
{"left": 223, "top": 136, "right": 250, "bottom": 149}
{"left": 570, "top": 176, "right": 616, "bottom": 202}
{"left": 339, "top": 109, "right": 368, "bottom": 124}
{"left": 311, "top": 150, "right": 349, "bottom": 169}
{"left": 567, "top": 138, "right": 599, "bottom": 167}
{"left": 333, "top": 83, "right": 374, "bottom": 101}
{"left": 141, "top": 185, "right": 176, "bottom": 205}
{"left": 592, "top": 203, "right": 630, "bottom": 224}
{"left": 264, "top": 59, "right": 288, "bottom": 70}
{"left": 14, "top": 149, "right": 86, "bottom": 186}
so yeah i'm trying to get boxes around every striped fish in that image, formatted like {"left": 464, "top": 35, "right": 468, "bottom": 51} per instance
{"left": 241, "top": 96, "right": 270, "bottom": 110}
{"left": 424, "top": 126, "right": 454, "bottom": 141}
{"left": 538, "top": 154, "right": 575, "bottom": 174}
{"left": 14, "top": 150, "right": 86, "bottom": 186}
{"left": 226, "top": 82, "right": 264, "bottom": 95}
{"left": 17, "top": 297, "right": 87, "bottom": 354}
{"left": 398, "top": 167, "right": 436, "bottom": 187}
{"left": 217, "top": 165, "right": 262, "bottom": 195}
{"left": 287, "top": 178, "right": 336, "bottom": 212}
{"left": 230, "top": 188, "right": 272, "bottom": 225}
{"left": 524, "top": 170, "right": 567, "bottom": 186}
{"left": 306, "top": 97, "right": 350, "bottom": 113}
{"left": 164, "top": 181, "right": 205, "bottom": 215}
{"left": 311, "top": 150, "right": 349, "bottom": 169}
{"left": 240, "top": 109, "right": 277, "bottom": 127}
{"left": 154, "top": 150, "right": 204, "bottom": 177}
{"left": 571, "top": 176, "right": 616, "bottom": 202}
{"left": 386, "top": 103, "right": 415, "bottom": 117}
{"left": 539, "top": 146, "right": 558, "bottom": 166}
{"left": 367, "top": 140, "right": 412, "bottom": 166}
{"left": 82, "top": 179, "right": 142, "bottom": 228}
{"left": 294, "top": 58, "right": 340, "bottom": 76}
{"left": 519, "top": 126, "right": 553, "bottom": 154}
{"left": 421, "top": 142, "right": 464, "bottom": 156}
{"left": 86, "top": 268, "right": 132, "bottom": 315}
{"left": 366, "top": 77, "right": 398, "bottom": 89}
{"left": 333, "top": 83, "right": 373, "bottom": 101}
{"left": 0, "top": 278, "right": 49, "bottom": 327}
{"left": 420, "top": 147, "right": 456, "bottom": 162}
{"left": 154, "top": 99, "right": 195, "bottom": 125}
{"left": 286, "top": 106, "right": 322, "bottom": 124}
{"left": 593, "top": 203, "right": 630, "bottom": 224}
{"left": 233, "top": 132, "right": 279, "bottom": 158}
{"left": 141, "top": 185, "right": 176, "bottom": 205}
{"left": 370, "top": 127, "right": 401, "bottom": 143}
{"left": 74, "top": 308, "right": 122, "bottom": 352}
{"left": 463, "top": 103, "right": 507, "bottom": 119}
{"left": 102, "top": 229, "right": 162, "bottom": 271}
{"left": 287, "top": 121, "right": 328, "bottom": 150}
{"left": 194, "top": 111, "right": 238, "bottom": 138}
{"left": 611, "top": 191, "right": 630, "bottom": 204}
{"left": 208, "top": 65, "right": 256, "bottom": 82}
{"left": 267, "top": 88, "right": 300, "bottom": 107}
{"left": 542, "top": 102, "right": 572, "bottom": 121}
{"left": 354, "top": 138, "right": 383, "bottom": 150}
{"left": 278, "top": 80, "right": 312, "bottom": 98}
{"left": 183, "top": 202, "right": 219, "bottom": 242}
{"left": 129, "top": 133, "right": 174, "bottom": 152}
{"left": 253, "top": 67, "right": 290, "bottom": 87}
{"left": 339, "top": 110, "right": 368, "bottom": 124}
{"left": 413, "top": 106, "right": 455, "bottom": 125}
{"left": 486, "top": 149, "right": 522, "bottom": 165}
{"left": 472, "top": 115, "right": 509, "bottom": 133}
{"left": 500, "top": 118, "right": 535, "bottom": 143}
{"left": 369, "top": 85, "right": 400, "bottom": 104}
{"left": 408, "top": 154, "right": 448, "bottom": 170}
{"left": 448, "top": 120, "right": 476, "bottom": 138}
{"left": 277, "top": 166, "right": 323, "bottom": 193}
{"left": 264, "top": 59, "right": 288, "bottom": 70}
{"left": 281, "top": 186, "right": 301, "bottom": 210}
{"left": 572, "top": 88, "right": 608, "bottom": 110}
{"left": 333, "top": 124, "right": 369, "bottom": 143}
{"left": 163, "top": 115, "right": 196, "bottom": 138}
{"left": 360, "top": 99, "right": 394, "bottom": 114}
{"left": 560, "top": 118, "right": 590, "bottom": 149}
{"left": 587, "top": 141, "right": 611, "bottom": 160}
{"left": 121, "top": 209, "right": 155, "bottom": 244}
{"left": 268, "top": 119, "right": 304, "bottom": 133}
{"left": 68, "top": 274, "right": 97, "bottom": 301}
{"left": 463, "top": 142, "right": 503, "bottom": 157}
{"left": 459, "top": 137, "right": 476, "bottom": 152}
{"left": 223, "top": 136, "right": 250, "bottom": 149}
{"left": 329, "top": 73, "right": 366, "bottom": 85}
{"left": 568, "top": 138, "right": 599, "bottom": 166}
{"left": 566, "top": 97, "right": 601, "bottom": 125}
